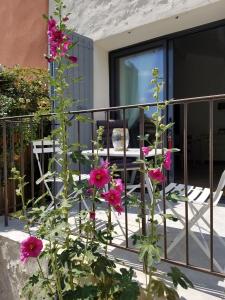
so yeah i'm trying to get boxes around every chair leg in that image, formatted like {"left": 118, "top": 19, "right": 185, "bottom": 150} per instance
{"left": 130, "top": 170, "right": 137, "bottom": 185}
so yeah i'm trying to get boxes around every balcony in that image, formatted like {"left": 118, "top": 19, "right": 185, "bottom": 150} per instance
{"left": 0, "top": 94, "right": 225, "bottom": 299}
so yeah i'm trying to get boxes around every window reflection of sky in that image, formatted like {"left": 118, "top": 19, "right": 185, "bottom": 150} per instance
{"left": 120, "top": 47, "right": 164, "bottom": 118}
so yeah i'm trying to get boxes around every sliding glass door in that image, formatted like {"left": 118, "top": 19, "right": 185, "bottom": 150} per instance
{"left": 110, "top": 43, "right": 166, "bottom": 146}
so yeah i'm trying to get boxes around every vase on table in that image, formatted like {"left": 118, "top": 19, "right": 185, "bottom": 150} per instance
{"left": 112, "top": 128, "right": 129, "bottom": 151}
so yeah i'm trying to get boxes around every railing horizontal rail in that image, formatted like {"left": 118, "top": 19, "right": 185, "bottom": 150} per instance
{"left": 1, "top": 93, "right": 225, "bottom": 121}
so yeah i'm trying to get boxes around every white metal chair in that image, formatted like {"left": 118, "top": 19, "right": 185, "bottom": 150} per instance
{"left": 32, "top": 140, "right": 126, "bottom": 237}
{"left": 32, "top": 140, "right": 89, "bottom": 210}
{"left": 158, "top": 170, "right": 225, "bottom": 272}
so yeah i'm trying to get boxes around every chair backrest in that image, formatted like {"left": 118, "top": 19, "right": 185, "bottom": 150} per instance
{"left": 213, "top": 170, "right": 225, "bottom": 205}
{"left": 32, "top": 140, "right": 61, "bottom": 179}
{"left": 96, "top": 120, "right": 128, "bottom": 148}
{"left": 32, "top": 140, "right": 61, "bottom": 154}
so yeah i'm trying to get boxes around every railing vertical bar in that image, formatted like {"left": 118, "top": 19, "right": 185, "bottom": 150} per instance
{"left": 40, "top": 117, "right": 44, "bottom": 195}
{"left": 77, "top": 117, "right": 82, "bottom": 232}
{"left": 30, "top": 117, "right": 35, "bottom": 202}
{"left": 20, "top": 120, "right": 25, "bottom": 177}
{"left": 209, "top": 101, "right": 214, "bottom": 272}
{"left": 91, "top": 112, "right": 95, "bottom": 228}
{"left": 3, "top": 121, "right": 8, "bottom": 226}
{"left": 10, "top": 123, "right": 16, "bottom": 212}
{"left": 162, "top": 122, "right": 167, "bottom": 259}
{"left": 123, "top": 108, "right": 129, "bottom": 248}
{"left": 106, "top": 110, "right": 112, "bottom": 243}
{"left": 20, "top": 119, "right": 25, "bottom": 205}
{"left": 139, "top": 108, "right": 146, "bottom": 236}
{"left": 183, "top": 103, "right": 189, "bottom": 265}
{"left": 52, "top": 119, "right": 56, "bottom": 209}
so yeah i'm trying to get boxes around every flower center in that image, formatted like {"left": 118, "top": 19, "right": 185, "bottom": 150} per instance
{"left": 29, "top": 243, "right": 34, "bottom": 250}
{"left": 96, "top": 174, "right": 102, "bottom": 180}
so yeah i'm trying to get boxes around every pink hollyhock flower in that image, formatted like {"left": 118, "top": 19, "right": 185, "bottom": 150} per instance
{"left": 68, "top": 56, "right": 78, "bottom": 64}
{"left": 45, "top": 55, "right": 54, "bottom": 63}
{"left": 63, "top": 16, "right": 69, "bottom": 22}
{"left": 102, "top": 189, "right": 122, "bottom": 207}
{"left": 164, "top": 150, "right": 172, "bottom": 171}
{"left": 148, "top": 168, "right": 165, "bottom": 183}
{"left": 51, "top": 30, "right": 64, "bottom": 44}
{"left": 100, "top": 159, "right": 110, "bottom": 169}
{"left": 89, "top": 211, "right": 96, "bottom": 220}
{"left": 114, "top": 179, "right": 124, "bottom": 192}
{"left": 48, "top": 18, "right": 56, "bottom": 31}
{"left": 142, "top": 146, "right": 151, "bottom": 156}
{"left": 88, "top": 167, "right": 110, "bottom": 188}
{"left": 114, "top": 205, "right": 124, "bottom": 215}
{"left": 61, "top": 40, "right": 72, "bottom": 56}
{"left": 20, "top": 236, "right": 43, "bottom": 263}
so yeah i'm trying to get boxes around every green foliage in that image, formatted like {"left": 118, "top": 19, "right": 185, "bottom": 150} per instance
{"left": 129, "top": 67, "right": 193, "bottom": 299}
{"left": 137, "top": 237, "right": 161, "bottom": 270}
{"left": 13, "top": 2, "right": 141, "bottom": 300}
{"left": 0, "top": 66, "right": 50, "bottom": 117}
{"left": 11, "top": 1, "right": 193, "bottom": 299}
{"left": 167, "top": 191, "right": 188, "bottom": 203}
{"left": 146, "top": 277, "right": 180, "bottom": 300}
{"left": 167, "top": 267, "right": 194, "bottom": 289}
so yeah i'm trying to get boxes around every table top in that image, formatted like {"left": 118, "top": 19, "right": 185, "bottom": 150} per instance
{"left": 82, "top": 148, "right": 164, "bottom": 158}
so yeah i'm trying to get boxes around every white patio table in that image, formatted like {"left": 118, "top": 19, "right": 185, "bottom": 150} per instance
{"left": 82, "top": 147, "right": 163, "bottom": 158}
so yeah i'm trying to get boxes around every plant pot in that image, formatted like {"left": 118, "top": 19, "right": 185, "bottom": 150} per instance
{"left": 112, "top": 128, "right": 129, "bottom": 151}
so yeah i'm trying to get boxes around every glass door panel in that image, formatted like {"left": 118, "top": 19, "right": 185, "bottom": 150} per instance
{"left": 118, "top": 47, "right": 164, "bottom": 146}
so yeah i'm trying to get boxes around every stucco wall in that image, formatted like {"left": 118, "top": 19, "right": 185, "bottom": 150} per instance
{"left": 50, "top": 0, "right": 225, "bottom": 108}
{"left": 0, "top": 229, "right": 40, "bottom": 300}
{"left": 0, "top": 0, "right": 48, "bottom": 68}
{"left": 52, "top": 0, "right": 224, "bottom": 46}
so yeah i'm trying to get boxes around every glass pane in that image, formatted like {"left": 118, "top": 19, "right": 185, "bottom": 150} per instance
{"left": 118, "top": 47, "right": 164, "bottom": 145}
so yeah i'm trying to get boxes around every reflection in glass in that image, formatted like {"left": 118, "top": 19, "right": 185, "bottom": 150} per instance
{"left": 119, "top": 47, "right": 164, "bottom": 145}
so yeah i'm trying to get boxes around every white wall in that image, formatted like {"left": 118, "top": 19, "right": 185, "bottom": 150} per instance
{"left": 49, "top": 1, "right": 225, "bottom": 51}
{"left": 93, "top": 44, "right": 109, "bottom": 109}
{"left": 49, "top": 0, "right": 225, "bottom": 107}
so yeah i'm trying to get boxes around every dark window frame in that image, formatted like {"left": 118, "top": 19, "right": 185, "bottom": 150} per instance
{"left": 109, "top": 18, "right": 225, "bottom": 106}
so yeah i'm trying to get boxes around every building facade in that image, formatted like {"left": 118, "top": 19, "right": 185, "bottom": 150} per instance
{"left": 0, "top": 0, "right": 48, "bottom": 68}
{"left": 50, "top": 0, "right": 225, "bottom": 183}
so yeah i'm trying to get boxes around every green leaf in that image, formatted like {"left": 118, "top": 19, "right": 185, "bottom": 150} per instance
{"left": 63, "top": 285, "right": 98, "bottom": 300}
{"left": 137, "top": 238, "right": 161, "bottom": 268}
{"left": 166, "top": 191, "right": 188, "bottom": 203}
{"left": 113, "top": 268, "right": 140, "bottom": 300}
{"left": 167, "top": 267, "right": 194, "bottom": 289}
{"left": 147, "top": 277, "right": 180, "bottom": 300}
{"left": 162, "top": 213, "right": 179, "bottom": 222}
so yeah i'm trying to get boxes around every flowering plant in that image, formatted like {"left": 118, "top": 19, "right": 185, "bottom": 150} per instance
{"left": 12, "top": 1, "right": 140, "bottom": 299}
{"left": 133, "top": 68, "right": 193, "bottom": 299}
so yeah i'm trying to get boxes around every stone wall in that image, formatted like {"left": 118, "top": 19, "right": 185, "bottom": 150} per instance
{"left": 0, "top": 221, "right": 40, "bottom": 300}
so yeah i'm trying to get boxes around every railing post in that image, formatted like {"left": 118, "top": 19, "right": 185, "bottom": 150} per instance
{"left": 209, "top": 101, "right": 214, "bottom": 272}
{"left": 139, "top": 108, "right": 146, "bottom": 236}
{"left": 3, "top": 121, "right": 8, "bottom": 226}
{"left": 123, "top": 108, "right": 129, "bottom": 248}
{"left": 183, "top": 103, "right": 189, "bottom": 265}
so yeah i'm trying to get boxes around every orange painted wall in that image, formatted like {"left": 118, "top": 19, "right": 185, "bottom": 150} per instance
{"left": 0, "top": 0, "right": 48, "bottom": 68}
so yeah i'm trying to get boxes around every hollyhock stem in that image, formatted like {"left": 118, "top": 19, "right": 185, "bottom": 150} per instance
{"left": 51, "top": 242, "right": 63, "bottom": 300}
{"left": 37, "top": 258, "right": 54, "bottom": 295}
